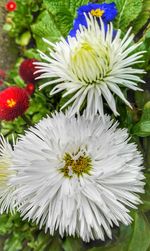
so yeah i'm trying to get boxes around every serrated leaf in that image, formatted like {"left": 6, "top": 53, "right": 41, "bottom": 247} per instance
{"left": 106, "top": 0, "right": 143, "bottom": 31}
{"left": 43, "top": 0, "right": 89, "bottom": 16}
{"left": 53, "top": 10, "right": 74, "bottom": 37}
{"left": 31, "top": 11, "right": 61, "bottom": 51}
{"left": 132, "top": 0, "right": 150, "bottom": 34}
{"left": 42, "top": 0, "right": 89, "bottom": 37}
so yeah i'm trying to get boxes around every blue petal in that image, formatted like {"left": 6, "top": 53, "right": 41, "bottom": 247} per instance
{"left": 77, "top": 2, "right": 118, "bottom": 22}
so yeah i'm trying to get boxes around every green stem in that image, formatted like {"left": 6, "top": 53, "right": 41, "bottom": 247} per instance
{"left": 21, "top": 115, "right": 33, "bottom": 127}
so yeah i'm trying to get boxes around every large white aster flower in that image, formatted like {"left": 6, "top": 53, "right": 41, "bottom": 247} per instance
{"left": 11, "top": 112, "right": 144, "bottom": 242}
{"left": 35, "top": 14, "right": 145, "bottom": 118}
{"left": 0, "top": 135, "right": 16, "bottom": 213}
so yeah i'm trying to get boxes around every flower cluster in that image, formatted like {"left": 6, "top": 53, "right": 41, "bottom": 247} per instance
{"left": 0, "top": 1, "right": 146, "bottom": 244}
{"left": 0, "top": 59, "right": 39, "bottom": 122}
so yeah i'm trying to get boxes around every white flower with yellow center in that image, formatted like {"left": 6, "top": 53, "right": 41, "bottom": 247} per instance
{"left": 35, "top": 15, "right": 145, "bottom": 117}
{"left": 11, "top": 112, "right": 144, "bottom": 242}
{"left": 0, "top": 135, "right": 16, "bottom": 213}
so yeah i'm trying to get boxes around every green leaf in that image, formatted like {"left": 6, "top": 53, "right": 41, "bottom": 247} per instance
{"left": 23, "top": 49, "right": 41, "bottom": 60}
{"left": 3, "top": 24, "right": 12, "bottom": 32}
{"left": 43, "top": 0, "right": 89, "bottom": 38}
{"left": 43, "top": 0, "right": 89, "bottom": 16}
{"left": 62, "top": 237, "right": 83, "bottom": 251}
{"left": 28, "top": 232, "right": 51, "bottom": 251}
{"left": 140, "top": 174, "right": 150, "bottom": 212}
{"left": 132, "top": 0, "right": 150, "bottom": 34}
{"left": 135, "top": 91, "right": 150, "bottom": 109}
{"left": 132, "top": 101, "right": 150, "bottom": 137}
{"left": 0, "top": 214, "right": 13, "bottom": 235}
{"left": 126, "top": 212, "right": 150, "bottom": 251}
{"left": 48, "top": 238, "right": 62, "bottom": 251}
{"left": 132, "top": 121, "right": 150, "bottom": 137}
{"left": 106, "top": 0, "right": 143, "bottom": 31}
{"left": 31, "top": 11, "right": 61, "bottom": 51}
{"left": 16, "top": 31, "right": 31, "bottom": 46}
{"left": 4, "top": 233, "right": 23, "bottom": 251}
{"left": 52, "top": 10, "right": 74, "bottom": 37}
{"left": 88, "top": 213, "right": 150, "bottom": 251}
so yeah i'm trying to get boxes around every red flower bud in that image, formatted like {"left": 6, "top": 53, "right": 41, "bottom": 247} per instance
{"left": 25, "top": 83, "right": 35, "bottom": 96}
{"left": 19, "top": 59, "right": 40, "bottom": 84}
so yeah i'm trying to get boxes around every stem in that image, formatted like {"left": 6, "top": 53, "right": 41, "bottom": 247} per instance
{"left": 21, "top": 115, "right": 33, "bottom": 127}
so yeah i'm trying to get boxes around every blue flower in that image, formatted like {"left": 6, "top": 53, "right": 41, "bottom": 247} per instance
{"left": 77, "top": 2, "right": 118, "bottom": 22}
{"left": 69, "top": 20, "right": 117, "bottom": 40}
{"left": 68, "top": 2, "right": 118, "bottom": 38}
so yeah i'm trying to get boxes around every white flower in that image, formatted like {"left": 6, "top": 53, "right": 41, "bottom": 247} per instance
{"left": 35, "top": 14, "right": 145, "bottom": 118}
{"left": 0, "top": 135, "right": 16, "bottom": 214}
{"left": 11, "top": 112, "right": 144, "bottom": 242}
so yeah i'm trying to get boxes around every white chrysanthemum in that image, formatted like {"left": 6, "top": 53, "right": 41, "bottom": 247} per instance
{"left": 35, "top": 14, "right": 145, "bottom": 118}
{"left": 0, "top": 135, "right": 16, "bottom": 213}
{"left": 11, "top": 112, "right": 144, "bottom": 242}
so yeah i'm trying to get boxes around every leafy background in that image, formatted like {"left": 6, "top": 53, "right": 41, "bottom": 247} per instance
{"left": 0, "top": 0, "right": 150, "bottom": 250}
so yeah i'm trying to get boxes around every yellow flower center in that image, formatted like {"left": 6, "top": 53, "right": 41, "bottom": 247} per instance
{"left": 7, "top": 98, "right": 16, "bottom": 108}
{"left": 60, "top": 152, "right": 92, "bottom": 178}
{"left": 90, "top": 9, "right": 104, "bottom": 17}
{"left": 71, "top": 41, "right": 105, "bottom": 83}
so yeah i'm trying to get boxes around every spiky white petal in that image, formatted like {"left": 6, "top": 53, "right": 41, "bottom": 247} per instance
{"left": 35, "top": 15, "right": 145, "bottom": 118}
{"left": 0, "top": 135, "right": 16, "bottom": 213}
{"left": 11, "top": 112, "right": 144, "bottom": 241}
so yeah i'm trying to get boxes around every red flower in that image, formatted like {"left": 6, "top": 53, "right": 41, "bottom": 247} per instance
{"left": 25, "top": 83, "right": 35, "bottom": 96}
{"left": 19, "top": 59, "right": 40, "bottom": 84}
{"left": 5, "top": 1, "right": 17, "bottom": 12}
{"left": 0, "top": 87, "right": 29, "bottom": 121}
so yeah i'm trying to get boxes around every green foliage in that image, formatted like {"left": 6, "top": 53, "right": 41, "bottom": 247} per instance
{"left": 4, "top": 0, "right": 42, "bottom": 38}
{"left": 140, "top": 174, "right": 150, "bottom": 212}
{"left": 132, "top": 102, "right": 150, "bottom": 137}
{"left": 62, "top": 237, "right": 83, "bottom": 251}
{"left": 43, "top": 0, "right": 89, "bottom": 16}
{"left": 88, "top": 213, "right": 150, "bottom": 251}
{"left": 31, "top": 10, "right": 61, "bottom": 51}
{"left": 106, "top": 0, "right": 143, "bottom": 31}
{"left": 0, "top": 213, "right": 63, "bottom": 251}
{"left": 132, "top": 0, "right": 150, "bottom": 34}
